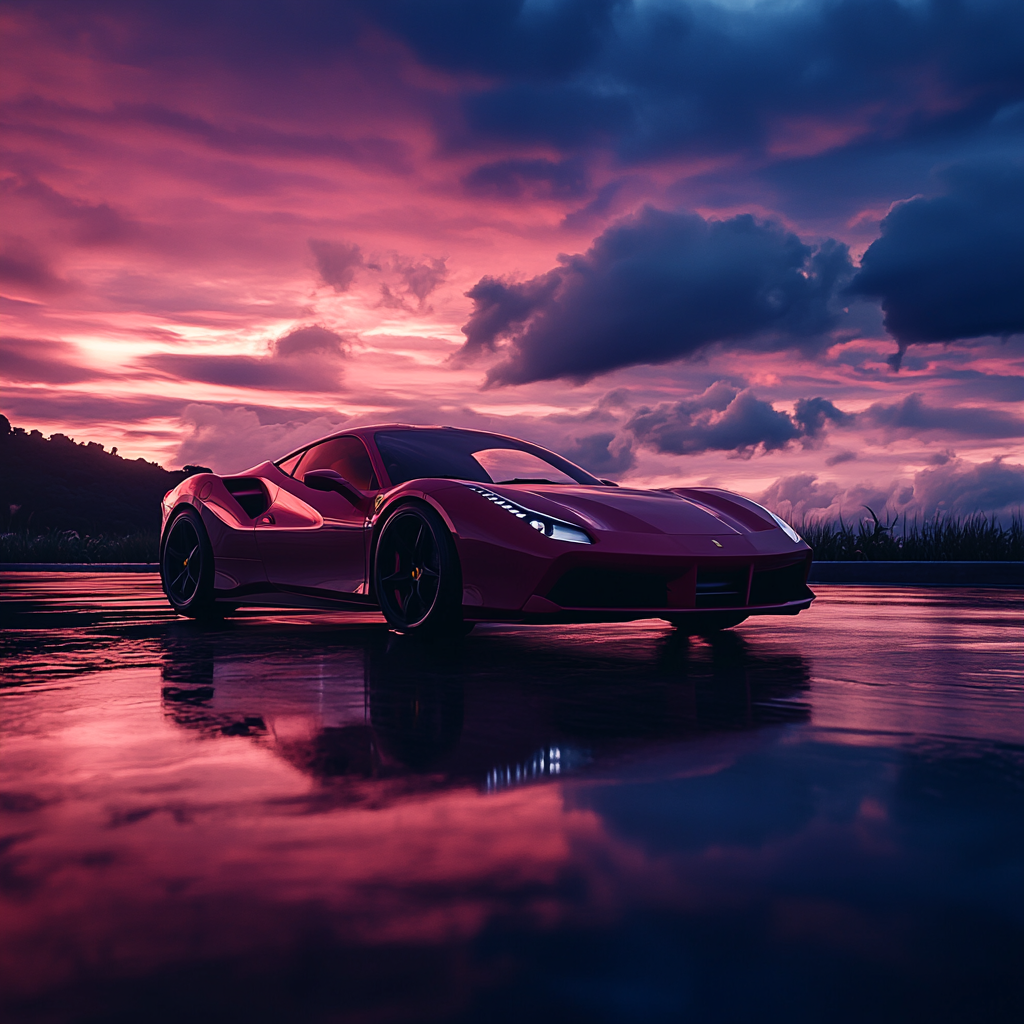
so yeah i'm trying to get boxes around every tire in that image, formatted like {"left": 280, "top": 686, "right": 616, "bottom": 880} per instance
{"left": 373, "top": 502, "right": 463, "bottom": 635}
{"left": 161, "top": 507, "right": 219, "bottom": 619}
{"left": 664, "top": 612, "right": 748, "bottom": 635}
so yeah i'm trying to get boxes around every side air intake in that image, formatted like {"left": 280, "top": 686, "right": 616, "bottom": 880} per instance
{"left": 223, "top": 478, "right": 270, "bottom": 519}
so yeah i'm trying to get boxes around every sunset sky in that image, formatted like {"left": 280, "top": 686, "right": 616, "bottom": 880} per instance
{"left": 2, "top": 0, "right": 1022, "bottom": 522}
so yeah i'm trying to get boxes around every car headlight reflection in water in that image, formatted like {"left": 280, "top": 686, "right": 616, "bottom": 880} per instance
{"left": 466, "top": 484, "right": 592, "bottom": 544}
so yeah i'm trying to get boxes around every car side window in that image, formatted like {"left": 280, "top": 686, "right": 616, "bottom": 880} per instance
{"left": 295, "top": 437, "right": 378, "bottom": 491}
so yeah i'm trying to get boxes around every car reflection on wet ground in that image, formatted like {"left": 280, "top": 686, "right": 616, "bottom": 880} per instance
{"left": 0, "top": 575, "right": 1021, "bottom": 1024}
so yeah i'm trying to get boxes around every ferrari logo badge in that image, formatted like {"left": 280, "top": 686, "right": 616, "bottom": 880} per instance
{"left": 374, "top": 494, "right": 384, "bottom": 513}
{"left": 712, "top": 539, "right": 723, "bottom": 548}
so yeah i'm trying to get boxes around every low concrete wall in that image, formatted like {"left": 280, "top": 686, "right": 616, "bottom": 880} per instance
{"left": 807, "top": 561, "right": 1024, "bottom": 586}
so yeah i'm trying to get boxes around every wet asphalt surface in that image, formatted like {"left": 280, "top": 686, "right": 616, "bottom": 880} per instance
{"left": 0, "top": 574, "right": 1022, "bottom": 1024}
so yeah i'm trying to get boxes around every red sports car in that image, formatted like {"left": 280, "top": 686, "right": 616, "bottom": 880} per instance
{"left": 159, "top": 425, "right": 813, "bottom": 633}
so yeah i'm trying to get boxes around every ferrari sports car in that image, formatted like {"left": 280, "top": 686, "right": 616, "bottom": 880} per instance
{"left": 159, "top": 425, "right": 814, "bottom": 634}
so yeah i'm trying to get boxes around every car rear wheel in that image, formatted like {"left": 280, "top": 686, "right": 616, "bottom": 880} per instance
{"left": 161, "top": 507, "right": 219, "bottom": 619}
{"left": 664, "top": 612, "right": 748, "bottom": 635}
{"left": 374, "top": 503, "right": 463, "bottom": 635}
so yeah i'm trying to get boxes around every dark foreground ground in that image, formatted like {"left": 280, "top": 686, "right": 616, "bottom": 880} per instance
{"left": 0, "top": 576, "right": 1021, "bottom": 1024}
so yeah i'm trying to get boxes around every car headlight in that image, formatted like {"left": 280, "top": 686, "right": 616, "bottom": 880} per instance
{"left": 465, "top": 485, "right": 592, "bottom": 544}
{"left": 760, "top": 506, "right": 802, "bottom": 543}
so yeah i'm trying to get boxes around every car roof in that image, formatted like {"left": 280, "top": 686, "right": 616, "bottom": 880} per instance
{"left": 276, "top": 424, "right": 536, "bottom": 464}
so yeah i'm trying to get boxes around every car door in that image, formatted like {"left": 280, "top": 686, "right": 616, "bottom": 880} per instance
{"left": 255, "top": 436, "right": 379, "bottom": 596}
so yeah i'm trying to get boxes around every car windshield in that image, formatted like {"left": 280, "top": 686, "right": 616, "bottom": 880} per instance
{"left": 374, "top": 429, "right": 602, "bottom": 487}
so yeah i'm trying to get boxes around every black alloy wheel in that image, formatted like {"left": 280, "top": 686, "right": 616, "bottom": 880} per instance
{"left": 161, "top": 507, "right": 218, "bottom": 619}
{"left": 374, "top": 503, "right": 463, "bottom": 634}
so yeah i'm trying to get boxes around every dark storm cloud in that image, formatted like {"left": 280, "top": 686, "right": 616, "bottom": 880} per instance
{"left": 127, "top": 104, "right": 412, "bottom": 171}
{"left": 825, "top": 450, "right": 858, "bottom": 467}
{"left": 142, "top": 324, "right": 347, "bottom": 392}
{"left": 848, "top": 162, "right": 1024, "bottom": 366}
{"left": 462, "top": 158, "right": 587, "bottom": 200}
{"left": 0, "top": 389, "right": 184, "bottom": 424}
{"left": 19, "top": 1, "right": 1021, "bottom": 165}
{"left": 459, "top": 206, "right": 852, "bottom": 385}
{"left": 0, "top": 237, "right": 68, "bottom": 294}
{"left": 626, "top": 384, "right": 1021, "bottom": 457}
{"left": 273, "top": 324, "right": 347, "bottom": 359}
{"left": 375, "top": 254, "right": 449, "bottom": 311}
{"left": 370, "top": 0, "right": 617, "bottom": 79}
{"left": 308, "top": 241, "right": 447, "bottom": 308}
{"left": 912, "top": 457, "right": 1024, "bottom": 518}
{"left": 1, "top": 174, "right": 139, "bottom": 246}
{"left": 309, "top": 240, "right": 364, "bottom": 293}
{"left": 0, "top": 336, "right": 110, "bottom": 384}
{"left": 627, "top": 382, "right": 850, "bottom": 458}
{"left": 762, "top": 456, "right": 1024, "bottom": 521}
{"left": 793, "top": 397, "right": 855, "bottom": 438}
{"left": 861, "top": 393, "right": 1024, "bottom": 439}
{"left": 563, "top": 431, "right": 636, "bottom": 476}
{"left": 932, "top": 370, "right": 1024, "bottom": 405}
{"left": 377, "top": 0, "right": 1024, "bottom": 161}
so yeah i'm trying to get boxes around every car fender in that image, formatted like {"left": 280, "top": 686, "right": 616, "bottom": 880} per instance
{"left": 365, "top": 484, "right": 462, "bottom": 600}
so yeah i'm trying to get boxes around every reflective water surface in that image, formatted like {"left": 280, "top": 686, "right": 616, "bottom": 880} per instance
{"left": 1, "top": 575, "right": 1021, "bottom": 1023}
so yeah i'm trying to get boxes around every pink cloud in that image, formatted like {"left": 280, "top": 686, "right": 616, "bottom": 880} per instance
{"left": 0, "top": 1, "right": 1020, "bottom": 515}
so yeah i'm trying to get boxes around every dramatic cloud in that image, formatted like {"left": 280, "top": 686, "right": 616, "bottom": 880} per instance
{"left": 627, "top": 382, "right": 850, "bottom": 458}
{"left": 462, "top": 158, "right": 588, "bottom": 200}
{"left": 309, "top": 240, "right": 364, "bottom": 293}
{"left": 0, "top": 237, "right": 68, "bottom": 295}
{"left": 849, "top": 162, "right": 1024, "bottom": 366}
{"left": 627, "top": 385, "right": 1021, "bottom": 458}
{"left": 460, "top": 207, "right": 853, "bottom": 384}
{"left": 1, "top": 174, "right": 139, "bottom": 247}
{"left": 175, "top": 405, "right": 350, "bottom": 475}
{"left": 0, "top": 336, "right": 110, "bottom": 384}
{"left": 762, "top": 457, "right": 1024, "bottom": 523}
{"left": 793, "top": 397, "right": 855, "bottom": 439}
{"left": 142, "top": 325, "right": 347, "bottom": 392}
{"left": 382, "top": 0, "right": 1024, "bottom": 161}
{"left": 562, "top": 431, "right": 636, "bottom": 477}
{"left": 911, "top": 456, "right": 1024, "bottom": 519}
{"left": 375, "top": 254, "right": 449, "bottom": 311}
{"left": 861, "top": 393, "right": 1024, "bottom": 440}
{"left": 1, "top": 0, "right": 1022, "bottom": 516}
{"left": 310, "top": 239, "right": 448, "bottom": 310}
{"left": 272, "top": 324, "right": 348, "bottom": 359}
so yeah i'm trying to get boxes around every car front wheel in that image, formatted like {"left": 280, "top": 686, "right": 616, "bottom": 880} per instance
{"left": 373, "top": 502, "right": 463, "bottom": 635}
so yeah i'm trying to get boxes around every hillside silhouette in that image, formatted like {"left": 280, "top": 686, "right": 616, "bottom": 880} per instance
{"left": 0, "top": 415, "right": 210, "bottom": 535}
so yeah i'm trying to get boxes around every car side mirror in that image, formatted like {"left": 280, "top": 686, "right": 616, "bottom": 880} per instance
{"left": 303, "top": 469, "right": 365, "bottom": 506}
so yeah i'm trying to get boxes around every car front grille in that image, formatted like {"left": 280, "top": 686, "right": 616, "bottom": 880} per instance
{"left": 546, "top": 568, "right": 669, "bottom": 609}
{"left": 695, "top": 569, "right": 748, "bottom": 608}
{"left": 543, "top": 560, "right": 810, "bottom": 611}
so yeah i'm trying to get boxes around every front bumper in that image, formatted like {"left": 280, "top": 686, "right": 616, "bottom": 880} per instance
{"left": 459, "top": 535, "right": 814, "bottom": 623}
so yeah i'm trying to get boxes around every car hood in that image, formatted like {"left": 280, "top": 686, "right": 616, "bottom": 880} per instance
{"left": 498, "top": 484, "right": 746, "bottom": 536}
